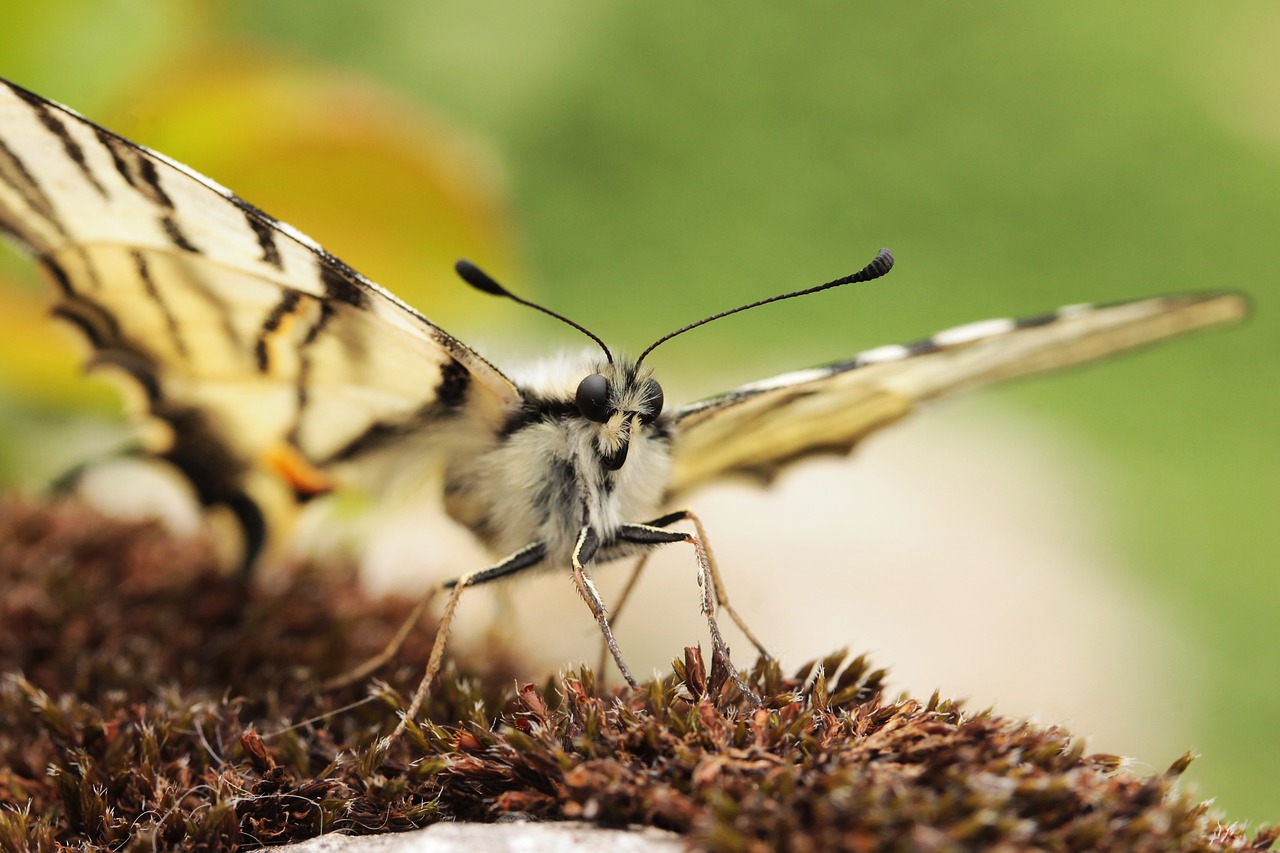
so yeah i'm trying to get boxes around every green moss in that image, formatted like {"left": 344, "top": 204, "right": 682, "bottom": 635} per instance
{"left": 0, "top": 498, "right": 1274, "bottom": 851}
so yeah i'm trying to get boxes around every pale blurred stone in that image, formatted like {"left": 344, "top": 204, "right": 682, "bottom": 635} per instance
{"left": 275, "top": 822, "right": 683, "bottom": 853}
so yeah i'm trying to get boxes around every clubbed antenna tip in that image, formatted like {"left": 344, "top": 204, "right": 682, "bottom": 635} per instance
{"left": 455, "top": 259, "right": 508, "bottom": 297}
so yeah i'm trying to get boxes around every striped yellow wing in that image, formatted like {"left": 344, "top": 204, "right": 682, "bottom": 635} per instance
{"left": 0, "top": 78, "right": 520, "bottom": 564}
{"left": 666, "top": 293, "right": 1246, "bottom": 498}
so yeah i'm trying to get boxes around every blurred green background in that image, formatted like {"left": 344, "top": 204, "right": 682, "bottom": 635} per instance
{"left": 0, "top": 1, "right": 1276, "bottom": 825}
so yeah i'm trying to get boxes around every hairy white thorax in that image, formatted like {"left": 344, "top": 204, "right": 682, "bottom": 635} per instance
{"left": 442, "top": 352, "right": 673, "bottom": 563}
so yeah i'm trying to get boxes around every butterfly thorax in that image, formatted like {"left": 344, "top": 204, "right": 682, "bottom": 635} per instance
{"left": 442, "top": 354, "right": 672, "bottom": 564}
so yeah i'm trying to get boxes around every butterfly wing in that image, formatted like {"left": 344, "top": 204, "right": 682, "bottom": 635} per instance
{"left": 665, "top": 293, "right": 1246, "bottom": 497}
{"left": 0, "top": 78, "right": 521, "bottom": 564}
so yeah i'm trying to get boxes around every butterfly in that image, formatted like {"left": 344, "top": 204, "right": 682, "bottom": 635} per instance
{"left": 0, "top": 77, "right": 1246, "bottom": 728}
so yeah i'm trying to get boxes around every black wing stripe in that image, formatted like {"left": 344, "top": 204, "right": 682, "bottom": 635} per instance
{"left": 1007, "top": 310, "right": 1060, "bottom": 330}
{"left": 0, "top": 136, "right": 68, "bottom": 242}
{"left": 158, "top": 405, "right": 251, "bottom": 505}
{"left": 319, "top": 261, "right": 371, "bottom": 309}
{"left": 133, "top": 150, "right": 176, "bottom": 208}
{"left": 435, "top": 358, "right": 471, "bottom": 408}
{"left": 132, "top": 249, "right": 190, "bottom": 360}
{"left": 37, "top": 256, "right": 75, "bottom": 297}
{"left": 10, "top": 86, "right": 108, "bottom": 198}
{"left": 288, "top": 356, "right": 312, "bottom": 448}
{"left": 51, "top": 298, "right": 119, "bottom": 350}
{"left": 41, "top": 257, "right": 120, "bottom": 346}
{"left": 322, "top": 357, "right": 471, "bottom": 464}
{"left": 94, "top": 130, "right": 178, "bottom": 210}
{"left": 93, "top": 126, "right": 140, "bottom": 196}
{"left": 224, "top": 493, "right": 267, "bottom": 576}
{"left": 155, "top": 401, "right": 269, "bottom": 572}
{"left": 894, "top": 336, "right": 943, "bottom": 361}
{"left": 89, "top": 349, "right": 163, "bottom": 403}
{"left": 46, "top": 270, "right": 164, "bottom": 404}
{"left": 302, "top": 299, "right": 335, "bottom": 346}
{"left": 324, "top": 409, "right": 431, "bottom": 464}
{"left": 255, "top": 290, "right": 303, "bottom": 373}
{"left": 286, "top": 300, "right": 337, "bottom": 446}
{"left": 160, "top": 214, "right": 200, "bottom": 253}
{"left": 244, "top": 208, "right": 284, "bottom": 270}
{"left": 133, "top": 391, "right": 267, "bottom": 571}
{"left": 0, "top": 217, "right": 33, "bottom": 253}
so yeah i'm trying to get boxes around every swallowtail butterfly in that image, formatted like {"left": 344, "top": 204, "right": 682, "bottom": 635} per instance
{"left": 0, "top": 77, "right": 1246, "bottom": 725}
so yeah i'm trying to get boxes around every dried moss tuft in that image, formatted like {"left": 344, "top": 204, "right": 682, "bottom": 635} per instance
{"left": 0, "top": 498, "right": 1273, "bottom": 851}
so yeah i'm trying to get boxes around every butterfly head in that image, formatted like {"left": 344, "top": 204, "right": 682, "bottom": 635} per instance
{"left": 574, "top": 360, "right": 664, "bottom": 470}
{"left": 457, "top": 248, "right": 895, "bottom": 472}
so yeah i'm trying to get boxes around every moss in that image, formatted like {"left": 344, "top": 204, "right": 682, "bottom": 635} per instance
{"left": 0, "top": 497, "right": 1274, "bottom": 851}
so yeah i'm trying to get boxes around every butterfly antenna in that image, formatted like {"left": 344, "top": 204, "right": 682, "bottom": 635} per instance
{"left": 455, "top": 259, "right": 614, "bottom": 365}
{"left": 636, "top": 247, "right": 894, "bottom": 366}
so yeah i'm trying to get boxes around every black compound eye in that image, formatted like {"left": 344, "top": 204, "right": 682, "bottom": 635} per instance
{"left": 639, "top": 378, "right": 664, "bottom": 425}
{"left": 576, "top": 373, "right": 612, "bottom": 423}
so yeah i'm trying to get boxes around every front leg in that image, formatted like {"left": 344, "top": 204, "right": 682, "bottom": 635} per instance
{"left": 570, "top": 525, "right": 638, "bottom": 688}
{"left": 615, "top": 511, "right": 763, "bottom": 706}
{"left": 617, "top": 510, "right": 772, "bottom": 660}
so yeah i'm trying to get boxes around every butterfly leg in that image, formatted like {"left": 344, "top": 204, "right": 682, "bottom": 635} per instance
{"left": 570, "top": 526, "right": 639, "bottom": 688}
{"left": 629, "top": 510, "right": 772, "bottom": 661}
{"left": 595, "top": 552, "right": 652, "bottom": 682}
{"left": 615, "top": 514, "right": 763, "bottom": 706}
{"left": 324, "top": 542, "right": 545, "bottom": 738}
{"left": 322, "top": 585, "right": 437, "bottom": 691}
{"left": 387, "top": 541, "right": 547, "bottom": 739}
